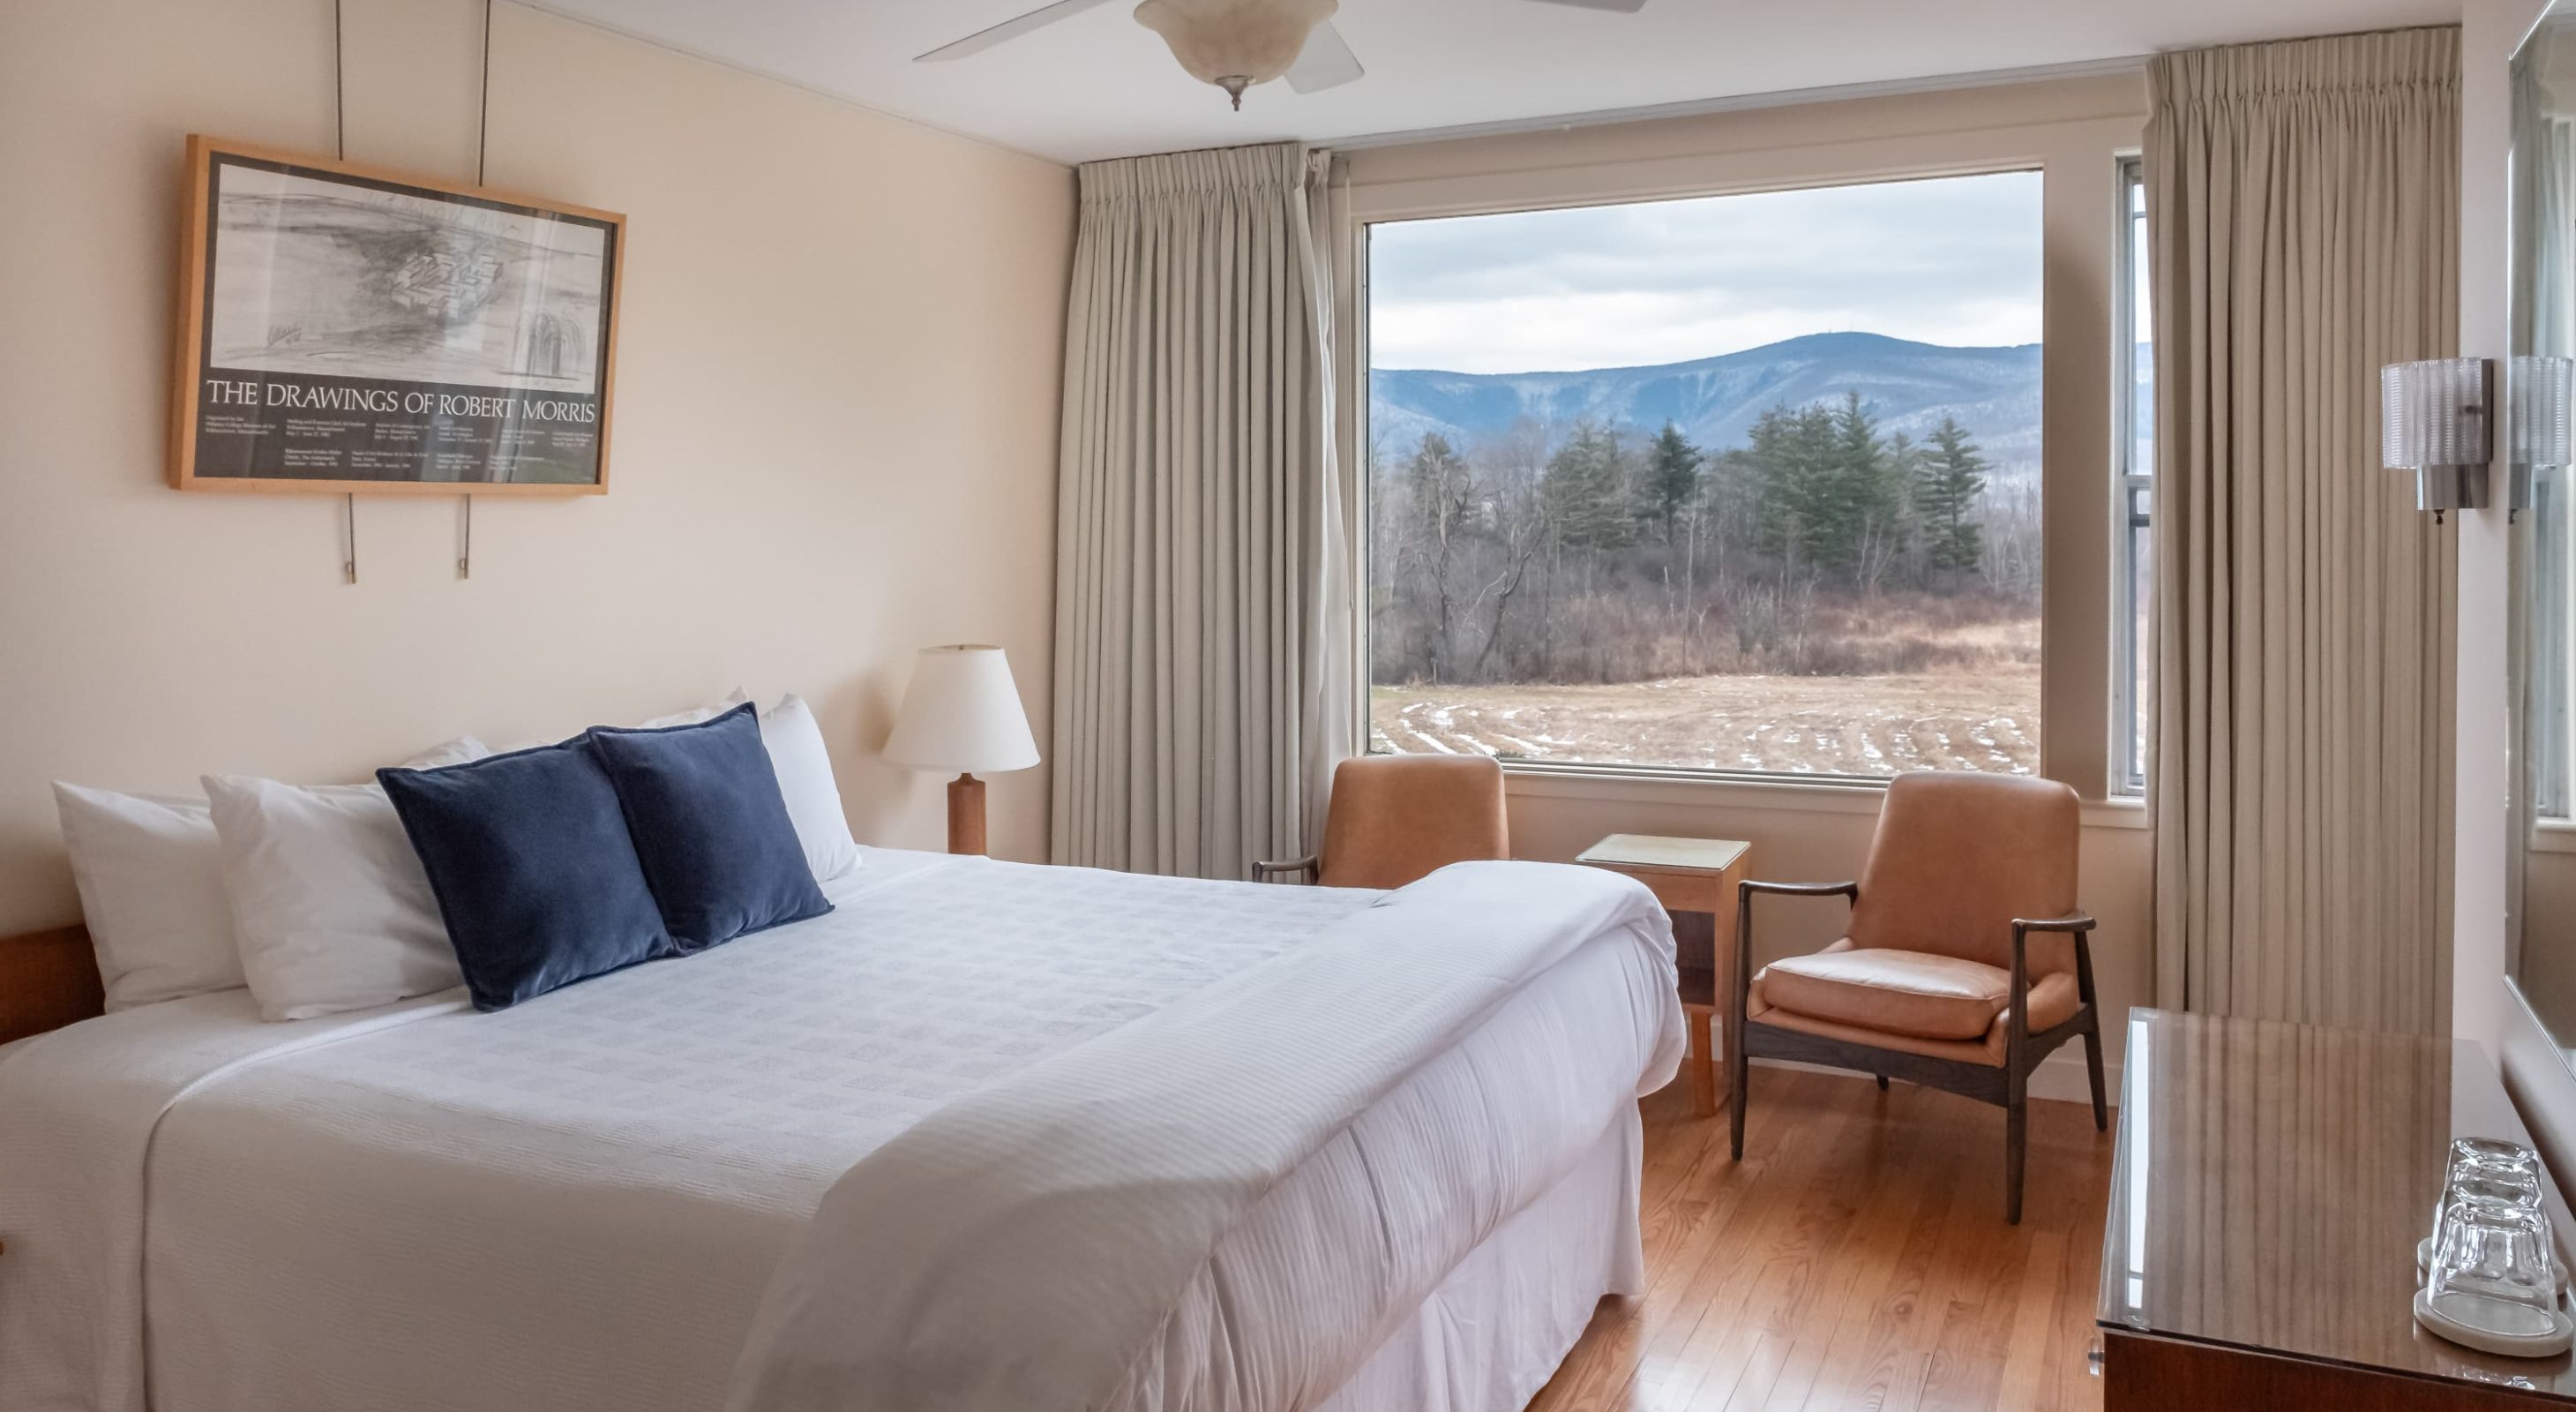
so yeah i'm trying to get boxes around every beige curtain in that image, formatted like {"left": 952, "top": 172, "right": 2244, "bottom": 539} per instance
{"left": 2146, "top": 27, "right": 2460, "bottom": 1034}
{"left": 1051, "top": 143, "right": 1352, "bottom": 877}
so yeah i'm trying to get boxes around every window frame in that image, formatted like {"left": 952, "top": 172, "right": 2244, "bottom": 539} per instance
{"left": 1354, "top": 167, "right": 2051, "bottom": 791}
{"left": 2111, "top": 154, "right": 2152, "bottom": 799}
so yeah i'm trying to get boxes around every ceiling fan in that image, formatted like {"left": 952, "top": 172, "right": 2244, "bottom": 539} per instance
{"left": 917, "top": 0, "right": 1649, "bottom": 110}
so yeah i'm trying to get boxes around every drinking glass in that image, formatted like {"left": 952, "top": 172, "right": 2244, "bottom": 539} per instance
{"left": 2448, "top": 1172, "right": 2547, "bottom": 1213}
{"left": 2453, "top": 1137, "right": 2543, "bottom": 1180}
{"left": 2426, "top": 1194, "right": 2565, "bottom": 1340}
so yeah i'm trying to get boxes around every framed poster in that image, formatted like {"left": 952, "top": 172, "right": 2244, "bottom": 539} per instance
{"left": 168, "top": 135, "right": 625, "bottom": 495}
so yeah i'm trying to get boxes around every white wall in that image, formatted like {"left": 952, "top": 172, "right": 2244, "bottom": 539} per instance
{"left": 1337, "top": 74, "right": 2153, "bottom": 1099}
{"left": 0, "top": 0, "right": 1077, "bottom": 932}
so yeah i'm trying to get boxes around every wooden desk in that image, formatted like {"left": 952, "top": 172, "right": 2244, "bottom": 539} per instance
{"left": 2098, "top": 1008, "right": 2576, "bottom": 1409}
{"left": 1576, "top": 834, "right": 1751, "bottom": 1116}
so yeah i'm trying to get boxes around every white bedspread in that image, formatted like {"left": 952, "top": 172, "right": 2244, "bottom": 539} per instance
{"left": 731, "top": 860, "right": 1681, "bottom": 1412}
{"left": 0, "top": 850, "right": 1676, "bottom": 1412}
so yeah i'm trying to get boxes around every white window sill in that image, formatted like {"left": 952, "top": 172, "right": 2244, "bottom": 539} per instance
{"left": 1499, "top": 762, "right": 2151, "bottom": 830}
{"left": 2535, "top": 818, "right": 2576, "bottom": 855}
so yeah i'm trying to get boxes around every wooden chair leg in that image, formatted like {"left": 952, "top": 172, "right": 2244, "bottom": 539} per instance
{"left": 1688, "top": 1008, "right": 1716, "bottom": 1117}
{"left": 1728, "top": 1021, "right": 1749, "bottom": 1160}
{"left": 2082, "top": 1018, "right": 2108, "bottom": 1132}
{"left": 2004, "top": 1071, "right": 2027, "bottom": 1225}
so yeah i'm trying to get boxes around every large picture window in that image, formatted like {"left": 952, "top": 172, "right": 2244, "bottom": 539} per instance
{"left": 1364, "top": 170, "right": 2044, "bottom": 778}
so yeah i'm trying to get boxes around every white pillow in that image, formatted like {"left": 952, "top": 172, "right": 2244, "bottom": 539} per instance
{"left": 762, "top": 695, "right": 861, "bottom": 882}
{"left": 51, "top": 737, "right": 487, "bottom": 1015}
{"left": 203, "top": 775, "right": 466, "bottom": 1022}
{"left": 52, "top": 785, "right": 243, "bottom": 1011}
{"left": 405, "top": 736, "right": 491, "bottom": 769}
{"left": 636, "top": 689, "right": 751, "bottom": 731}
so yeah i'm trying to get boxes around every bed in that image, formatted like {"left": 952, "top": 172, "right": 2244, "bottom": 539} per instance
{"left": 0, "top": 847, "right": 1681, "bottom": 1412}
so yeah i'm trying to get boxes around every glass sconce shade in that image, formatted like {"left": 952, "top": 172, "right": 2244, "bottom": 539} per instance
{"left": 2382, "top": 357, "right": 2497, "bottom": 514}
{"left": 2385, "top": 358, "right": 2497, "bottom": 468}
{"left": 2511, "top": 356, "right": 2575, "bottom": 512}
{"left": 2511, "top": 357, "right": 2575, "bottom": 469}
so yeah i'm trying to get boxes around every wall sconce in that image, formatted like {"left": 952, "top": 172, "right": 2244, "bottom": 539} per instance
{"left": 2511, "top": 355, "right": 2574, "bottom": 518}
{"left": 2381, "top": 357, "right": 2496, "bottom": 522}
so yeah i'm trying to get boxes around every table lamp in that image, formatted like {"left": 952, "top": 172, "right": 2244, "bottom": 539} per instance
{"left": 882, "top": 644, "right": 1039, "bottom": 854}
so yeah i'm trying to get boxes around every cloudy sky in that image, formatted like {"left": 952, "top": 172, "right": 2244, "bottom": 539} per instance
{"left": 1367, "top": 170, "right": 2043, "bottom": 375}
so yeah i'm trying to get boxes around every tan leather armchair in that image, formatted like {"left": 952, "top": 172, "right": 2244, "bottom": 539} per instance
{"left": 1252, "top": 755, "right": 1509, "bottom": 889}
{"left": 1729, "top": 771, "right": 2103, "bottom": 1223}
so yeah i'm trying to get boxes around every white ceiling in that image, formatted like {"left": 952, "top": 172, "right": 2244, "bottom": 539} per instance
{"left": 528, "top": 0, "right": 2460, "bottom": 165}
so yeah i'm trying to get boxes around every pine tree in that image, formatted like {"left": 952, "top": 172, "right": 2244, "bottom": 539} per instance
{"left": 1747, "top": 404, "right": 1827, "bottom": 567}
{"left": 1541, "top": 419, "right": 1633, "bottom": 551}
{"left": 1820, "top": 391, "right": 1900, "bottom": 579}
{"left": 1639, "top": 422, "right": 1703, "bottom": 545}
{"left": 1882, "top": 429, "right": 1923, "bottom": 580}
{"left": 1914, "top": 415, "right": 1988, "bottom": 573}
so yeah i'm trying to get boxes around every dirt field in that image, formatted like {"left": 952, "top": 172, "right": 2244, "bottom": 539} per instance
{"left": 1370, "top": 663, "right": 2041, "bottom": 777}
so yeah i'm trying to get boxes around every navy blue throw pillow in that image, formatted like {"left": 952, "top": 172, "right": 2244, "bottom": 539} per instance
{"left": 586, "top": 703, "right": 832, "bottom": 952}
{"left": 378, "top": 738, "right": 676, "bottom": 1011}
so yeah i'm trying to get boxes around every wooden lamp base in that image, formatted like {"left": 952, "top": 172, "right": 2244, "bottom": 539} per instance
{"left": 947, "top": 772, "right": 987, "bottom": 855}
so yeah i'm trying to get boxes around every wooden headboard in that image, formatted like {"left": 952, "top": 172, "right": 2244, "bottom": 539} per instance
{"left": 0, "top": 924, "right": 105, "bottom": 1045}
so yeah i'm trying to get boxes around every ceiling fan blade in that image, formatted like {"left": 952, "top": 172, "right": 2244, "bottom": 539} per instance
{"left": 1285, "top": 19, "right": 1365, "bottom": 94}
{"left": 1520, "top": 0, "right": 1649, "bottom": 11}
{"left": 915, "top": 0, "right": 1120, "bottom": 63}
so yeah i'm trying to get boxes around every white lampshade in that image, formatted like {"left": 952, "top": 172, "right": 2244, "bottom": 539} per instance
{"left": 882, "top": 645, "right": 1040, "bottom": 776}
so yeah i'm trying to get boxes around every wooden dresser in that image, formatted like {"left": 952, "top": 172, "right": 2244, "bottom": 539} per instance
{"left": 2098, "top": 1009, "right": 2576, "bottom": 1408}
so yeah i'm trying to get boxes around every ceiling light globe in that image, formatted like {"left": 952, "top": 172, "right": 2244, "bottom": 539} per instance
{"left": 1133, "top": 0, "right": 1335, "bottom": 106}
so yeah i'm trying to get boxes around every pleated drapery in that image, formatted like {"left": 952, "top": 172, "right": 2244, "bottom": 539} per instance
{"left": 2145, "top": 28, "right": 2460, "bottom": 1033}
{"left": 1050, "top": 143, "right": 1352, "bottom": 877}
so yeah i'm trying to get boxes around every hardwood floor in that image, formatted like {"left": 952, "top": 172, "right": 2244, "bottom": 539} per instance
{"left": 1531, "top": 1070, "right": 2116, "bottom": 1412}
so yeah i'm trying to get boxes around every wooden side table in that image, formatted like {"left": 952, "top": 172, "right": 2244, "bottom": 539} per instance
{"left": 1576, "top": 834, "right": 1752, "bottom": 1116}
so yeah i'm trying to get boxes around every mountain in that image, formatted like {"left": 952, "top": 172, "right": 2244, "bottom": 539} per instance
{"left": 1369, "top": 332, "right": 2042, "bottom": 483}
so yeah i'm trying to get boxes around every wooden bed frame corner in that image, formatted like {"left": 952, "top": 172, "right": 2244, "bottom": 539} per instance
{"left": 1, "top": 923, "right": 104, "bottom": 1047}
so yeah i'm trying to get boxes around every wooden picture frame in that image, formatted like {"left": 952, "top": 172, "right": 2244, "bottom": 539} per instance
{"left": 169, "top": 135, "right": 625, "bottom": 497}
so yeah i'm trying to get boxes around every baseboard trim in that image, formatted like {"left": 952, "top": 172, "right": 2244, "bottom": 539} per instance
{"left": 1747, "top": 1050, "right": 2118, "bottom": 1108}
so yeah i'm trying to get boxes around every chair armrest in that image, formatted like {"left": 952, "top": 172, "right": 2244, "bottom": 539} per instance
{"left": 1250, "top": 855, "right": 1319, "bottom": 884}
{"left": 1731, "top": 880, "right": 1861, "bottom": 1017}
{"left": 2004, "top": 913, "right": 2099, "bottom": 1041}
{"left": 2006, "top": 913, "right": 2094, "bottom": 976}
{"left": 1738, "top": 879, "right": 1861, "bottom": 900}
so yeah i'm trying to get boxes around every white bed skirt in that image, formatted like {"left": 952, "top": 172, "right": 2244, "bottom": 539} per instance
{"left": 1316, "top": 1106, "right": 1641, "bottom": 1412}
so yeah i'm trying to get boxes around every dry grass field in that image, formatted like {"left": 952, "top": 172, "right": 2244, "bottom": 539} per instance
{"left": 1370, "top": 616, "right": 2041, "bottom": 777}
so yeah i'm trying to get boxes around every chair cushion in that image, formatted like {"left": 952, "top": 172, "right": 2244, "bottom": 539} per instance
{"left": 1758, "top": 945, "right": 2011, "bottom": 1040}
{"left": 1748, "top": 968, "right": 2085, "bottom": 1066}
